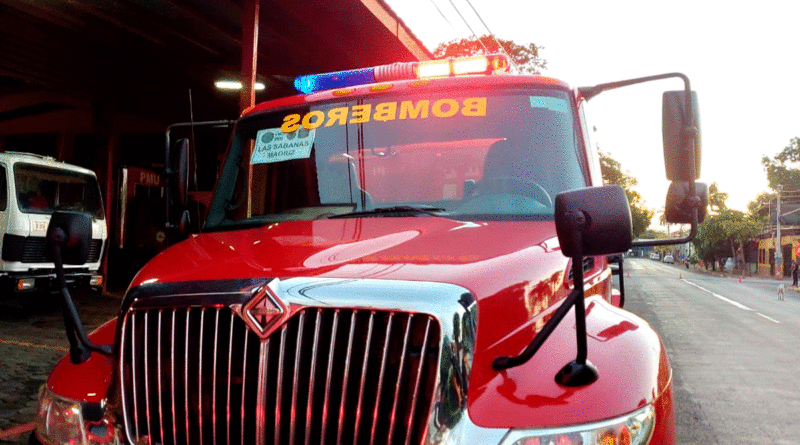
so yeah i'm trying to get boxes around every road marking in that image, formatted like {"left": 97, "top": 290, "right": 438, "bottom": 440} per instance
{"left": 0, "top": 338, "right": 68, "bottom": 352}
{"left": 757, "top": 313, "right": 781, "bottom": 324}
{"left": 683, "top": 279, "right": 753, "bottom": 311}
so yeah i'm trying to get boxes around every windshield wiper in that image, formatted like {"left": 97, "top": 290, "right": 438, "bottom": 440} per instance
{"left": 327, "top": 205, "right": 446, "bottom": 219}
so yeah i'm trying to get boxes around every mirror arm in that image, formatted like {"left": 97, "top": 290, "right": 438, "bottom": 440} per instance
{"left": 493, "top": 211, "right": 599, "bottom": 386}
{"left": 51, "top": 230, "right": 113, "bottom": 364}
{"left": 631, "top": 208, "right": 699, "bottom": 248}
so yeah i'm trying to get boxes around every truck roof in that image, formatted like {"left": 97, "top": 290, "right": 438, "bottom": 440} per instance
{"left": 0, "top": 151, "right": 98, "bottom": 176}
{"left": 244, "top": 72, "right": 573, "bottom": 118}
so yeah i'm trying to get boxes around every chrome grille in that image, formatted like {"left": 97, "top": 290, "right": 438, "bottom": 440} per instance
{"left": 120, "top": 306, "right": 441, "bottom": 445}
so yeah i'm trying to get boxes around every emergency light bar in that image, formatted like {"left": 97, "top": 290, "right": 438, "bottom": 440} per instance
{"left": 294, "top": 54, "right": 510, "bottom": 94}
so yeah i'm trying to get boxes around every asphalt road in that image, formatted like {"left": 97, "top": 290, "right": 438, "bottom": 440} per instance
{"left": 622, "top": 257, "right": 800, "bottom": 445}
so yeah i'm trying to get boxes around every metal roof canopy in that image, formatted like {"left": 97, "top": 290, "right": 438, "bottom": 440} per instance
{"left": 0, "top": 0, "right": 431, "bottom": 126}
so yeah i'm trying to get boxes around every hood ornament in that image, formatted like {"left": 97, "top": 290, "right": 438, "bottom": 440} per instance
{"left": 240, "top": 285, "right": 288, "bottom": 339}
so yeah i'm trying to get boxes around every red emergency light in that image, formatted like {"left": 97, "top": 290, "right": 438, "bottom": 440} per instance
{"left": 294, "top": 54, "right": 511, "bottom": 94}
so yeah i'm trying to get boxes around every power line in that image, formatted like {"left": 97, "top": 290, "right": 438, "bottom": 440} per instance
{"left": 446, "top": 0, "right": 491, "bottom": 54}
{"left": 426, "top": 0, "right": 462, "bottom": 41}
{"left": 462, "top": 0, "right": 520, "bottom": 72}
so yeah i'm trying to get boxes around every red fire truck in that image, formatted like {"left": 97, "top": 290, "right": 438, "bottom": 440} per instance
{"left": 33, "top": 54, "right": 705, "bottom": 445}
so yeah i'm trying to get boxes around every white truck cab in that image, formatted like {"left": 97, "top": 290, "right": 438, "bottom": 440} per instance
{"left": 0, "top": 152, "right": 107, "bottom": 299}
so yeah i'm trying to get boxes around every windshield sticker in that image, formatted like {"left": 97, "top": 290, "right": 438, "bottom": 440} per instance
{"left": 281, "top": 97, "right": 487, "bottom": 132}
{"left": 251, "top": 128, "right": 315, "bottom": 164}
{"left": 529, "top": 96, "right": 569, "bottom": 114}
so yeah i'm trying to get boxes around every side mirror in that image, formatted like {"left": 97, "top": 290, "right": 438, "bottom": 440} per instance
{"left": 47, "top": 211, "right": 112, "bottom": 364}
{"left": 174, "top": 138, "right": 189, "bottom": 207}
{"left": 46, "top": 211, "right": 92, "bottom": 264}
{"left": 166, "top": 138, "right": 190, "bottom": 231}
{"left": 555, "top": 185, "right": 632, "bottom": 257}
{"left": 663, "top": 90, "right": 701, "bottom": 181}
{"left": 665, "top": 181, "right": 708, "bottom": 224}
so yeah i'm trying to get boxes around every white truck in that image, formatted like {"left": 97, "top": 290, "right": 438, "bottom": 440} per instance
{"left": 0, "top": 152, "right": 106, "bottom": 302}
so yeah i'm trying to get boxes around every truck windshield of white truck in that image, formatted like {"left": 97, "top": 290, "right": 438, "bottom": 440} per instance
{"left": 14, "top": 163, "right": 105, "bottom": 219}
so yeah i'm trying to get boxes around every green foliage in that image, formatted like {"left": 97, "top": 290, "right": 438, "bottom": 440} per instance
{"left": 432, "top": 35, "right": 546, "bottom": 74}
{"left": 707, "top": 181, "right": 728, "bottom": 213}
{"left": 692, "top": 209, "right": 761, "bottom": 267}
{"left": 599, "top": 151, "right": 653, "bottom": 239}
{"left": 761, "top": 137, "right": 800, "bottom": 190}
{"left": 747, "top": 190, "right": 776, "bottom": 217}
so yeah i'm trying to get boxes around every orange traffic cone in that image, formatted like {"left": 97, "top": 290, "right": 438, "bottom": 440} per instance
{"left": 738, "top": 277, "right": 742, "bottom": 283}
{"left": 679, "top": 273, "right": 683, "bottom": 279}
{"left": 626, "top": 273, "right": 630, "bottom": 278}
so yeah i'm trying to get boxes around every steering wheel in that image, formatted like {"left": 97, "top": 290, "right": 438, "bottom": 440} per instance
{"left": 477, "top": 176, "right": 553, "bottom": 207}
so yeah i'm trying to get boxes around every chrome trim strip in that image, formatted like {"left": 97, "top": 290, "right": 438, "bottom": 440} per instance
{"left": 198, "top": 308, "right": 205, "bottom": 445}
{"left": 335, "top": 310, "right": 357, "bottom": 445}
{"left": 304, "top": 311, "right": 322, "bottom": 445}
{"left": 156, "top": 310, "right": 165, "bottom": 444}
{"left": 274, "top": 325, "right": 287, "bottom": 444}
{"left": 240, "top": 329, "right": 250, "bottom": 444}
{"left": 211, "top": 310, "right": 220, "bottom": 445}
{"left": 226, "top": 312, "right": 235, "bottom": 445}
{"left": 406, "top": 317, "right": 432, "bottom": 445}
{"left": 143, "top": 311, "right": 152, "bottom": 441}
{"left": 170, "top": 310, "right": 177, "bottom": 445}
{"left": 184, "top": 309, "right": 191, "bottom": 443}
{"left": 255, "top": 339, "right": 268, "bottom": 445}
{"left": 352, "top": 311, "right": 375, "bottom": 445}
{"left": 370, "top": 312, "right": 394, "bottom": 445}
{"left": 289, "top": 312, "right": 305, "bottom": 445}
{"left": 320, "top": 309, "right": 339, "bottom": 445}
{"left": 388, "top": 314, "right": 413, "bottom": 443}
{"left": 119, "top": 311, "right": 133, "bottom": 440}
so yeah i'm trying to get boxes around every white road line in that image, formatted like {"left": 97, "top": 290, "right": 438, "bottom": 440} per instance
{"left": 683, "top": 279, "right": 753, "bottom": 311}
{"left": 757, "top": 313, "right": 781, "bottom": 324}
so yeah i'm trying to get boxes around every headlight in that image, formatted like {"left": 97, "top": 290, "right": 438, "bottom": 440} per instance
{"left": 34, "top": 386, "right": 120, "bottom": 445}
{"left": 500, "top": 405, "right": 654, "bottom": 445}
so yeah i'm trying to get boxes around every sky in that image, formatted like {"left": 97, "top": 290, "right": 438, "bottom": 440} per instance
{"left": 385, "top": 0, "right": 800, "bottom": 214}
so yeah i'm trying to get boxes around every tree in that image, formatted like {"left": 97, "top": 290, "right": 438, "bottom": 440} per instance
{"left": 599, "top": 151, "right": 653, "bottom": 239}
{"left": 433, "top": 35, "right": 546, "bottom": 74}
{"left": 707, "top": 181, "right": 728, "bottom": 213}
{"left": 747, "top": 190, "right": 776, "bottom": 218}
{"left": 692, "top": 209, "right": 760, "bottom": 270}
{"left": 761, "top": 137, "right": 800, "bottom": 190}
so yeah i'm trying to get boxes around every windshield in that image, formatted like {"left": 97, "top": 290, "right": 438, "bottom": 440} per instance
{"left": 14, "top": 163, "right": 105, "bottom": 219}
{"left": 207, "top": 88, "right": 587, "bottom": 228}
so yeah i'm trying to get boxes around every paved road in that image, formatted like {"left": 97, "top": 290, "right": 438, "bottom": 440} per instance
{"left": 622, "top": 257, "right": 800, "bottom": 444}
{"left": 0, "top": 290, "right": 121, "bottom": 443}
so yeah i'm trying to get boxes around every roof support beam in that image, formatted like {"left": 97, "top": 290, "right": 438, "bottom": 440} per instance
{"left": 240, "top": 0, "right": 259, "bottom": 112}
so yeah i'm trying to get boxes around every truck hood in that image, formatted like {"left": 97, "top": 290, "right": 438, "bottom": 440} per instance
{"left": 128, "top": 217, "right": 667, "bottom": 429}
{"left": 131, "top": 217, "right": 567, "bottom": 299}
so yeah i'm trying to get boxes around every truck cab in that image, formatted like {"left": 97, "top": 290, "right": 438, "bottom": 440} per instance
{"left": 32, "top": 54, "right": 703, "bottom": 445}
{"left": 0, "top": 152, "right": 106, "bottom": 298}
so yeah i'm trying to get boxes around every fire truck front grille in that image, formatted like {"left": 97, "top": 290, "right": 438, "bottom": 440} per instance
{"left": 120, "top": 306, "right": 441, "bottom": 445}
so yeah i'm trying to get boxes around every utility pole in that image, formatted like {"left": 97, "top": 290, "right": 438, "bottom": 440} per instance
{"left": 776, "top": 185, "right": 783, "bottom": 278}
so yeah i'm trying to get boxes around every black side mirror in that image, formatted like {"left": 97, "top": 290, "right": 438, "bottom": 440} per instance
{"left": 47, "top": 211, "right": 91, "bottom": 264}
{"left": 166, "top": 138, "right": 190, "bottom": 231}
{"left": 665, "top": 181, "right": 708, "bottom": 224}
{"left": 174, "top": 138, "right": 189, "bottom": 207}
{"left": 663, "top": 90, "right": 701, "bottom": 181}
{"left": 46, "top": 211, "right": 112, "bottom": 364}
{"left": 555, "top": 185, "right": 633, "bottom": 257}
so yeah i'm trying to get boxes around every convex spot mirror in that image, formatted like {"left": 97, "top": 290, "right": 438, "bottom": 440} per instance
{"left": 665, "top": 181, "right": 708, "bottom": 224}
{"left": 663, "top": 90, "right": 701, "bottom": 181}
{"left": 46, "top": 211, "right": 92, "bottom": 264}
{"left": 555, "top": 185, "right": 632, "bottom": 258}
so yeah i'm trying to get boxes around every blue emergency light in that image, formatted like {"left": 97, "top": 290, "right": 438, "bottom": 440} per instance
{"left": 293, "top": 54, "right": 511, "bottom": 94}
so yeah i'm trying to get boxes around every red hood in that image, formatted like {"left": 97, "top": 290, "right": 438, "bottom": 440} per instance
{"left": 132, "top": 217, "right": 566, "bottom": 299}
